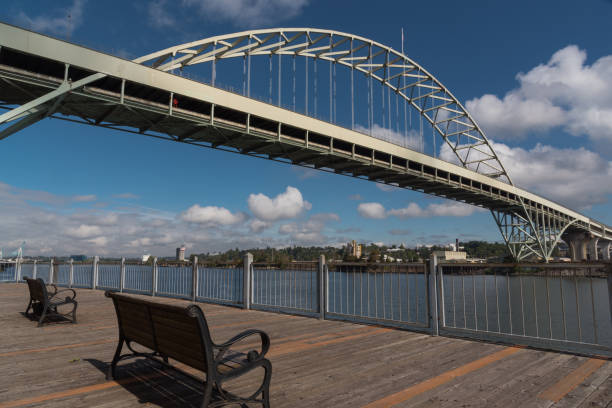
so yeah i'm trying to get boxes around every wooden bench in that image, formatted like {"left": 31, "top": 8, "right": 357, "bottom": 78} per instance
{"left": 24, "top": 277, "right": 77, "bottom": 326}
{"left": 105, "top": 291, "right": 272, "bottom": 407}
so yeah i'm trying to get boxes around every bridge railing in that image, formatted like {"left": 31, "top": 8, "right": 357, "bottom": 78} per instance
{"left": 3, "top": 256, "right": 610, "bottom": 357}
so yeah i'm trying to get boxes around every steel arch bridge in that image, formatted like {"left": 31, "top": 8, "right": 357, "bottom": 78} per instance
{"left": 0, "top": 23, "right": 610, "bottom": 261}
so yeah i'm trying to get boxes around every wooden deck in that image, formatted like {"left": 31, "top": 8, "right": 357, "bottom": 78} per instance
{"left": 0, "top": 283, "right": 609, "bottom": 408}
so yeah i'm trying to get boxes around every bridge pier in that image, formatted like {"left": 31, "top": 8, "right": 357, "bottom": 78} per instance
{"left": 588, "top": 237, "right": 599, "bottom": 261}
{"left": 564, "top": 232, "right": 589, "bottom": 262}
{"left": 600, "top": 241, "right": 611, "bottom": 261}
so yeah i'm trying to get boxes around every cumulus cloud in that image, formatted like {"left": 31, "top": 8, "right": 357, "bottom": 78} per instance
{"left": 17, "top": 0, "right": 85, "bottom": 36}
{"left": 358, "top": 201, "right": 480, "bottom": 219}
{"left": 440, "top": 142, "right": 612, "bottom": 210}
{"left": 248, "top": 219, "right": 271, "bottom": 233}
{"left": 65, "top": 224, "right": 102, "bottom": 239}
{"left": 248, "top": 186, "right": 311, "bottom": 222}
{"left": 278, "top": 213, "right": 339, "bottom": 244}
{"left": 181, "top": 0, "right": 309, "bottom": 27}
{"left": 180, "top": 204, "right": 246, "bottom": 225}
{"left": 0, "top": 182, "right": 323, "bottom": 257}
{"left": 466, "top": 45, "right": 612, "bottom": 143}
{"left": 357, "top": 202, "right": 387, "bottom": 219}
{"left": 388, "top": 202, "right": 479, "bottom": 218}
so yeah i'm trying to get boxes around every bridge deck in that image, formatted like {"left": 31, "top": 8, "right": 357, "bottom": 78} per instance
{"left": 0, "top": 283, "right": 609, "bottom": 408}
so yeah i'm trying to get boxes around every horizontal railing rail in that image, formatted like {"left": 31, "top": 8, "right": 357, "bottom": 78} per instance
{"left": 2, "top": 256, "right": 610, "bottom": 357}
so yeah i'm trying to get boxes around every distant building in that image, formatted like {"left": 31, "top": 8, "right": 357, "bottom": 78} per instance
{"left": 347, "top": 240, "right": 362, "bottom": 259}
{"left": 142, "top": 254, "right": 151, "bottom": 263}
{"left": 176, "top": 246, "right": 186, "bottom": 261}
{"left": 70, "top": 255, "right": 87, "bottom": 262}
{"left": 433, "top": 250, "right": 467, "bottom": 261}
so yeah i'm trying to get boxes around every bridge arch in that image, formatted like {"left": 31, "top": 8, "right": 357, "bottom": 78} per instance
{"left": 135, "top": 28, "right": 513, "bottom": 185}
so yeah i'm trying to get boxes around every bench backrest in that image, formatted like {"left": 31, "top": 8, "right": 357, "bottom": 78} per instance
{"left": 25, "top": 277, "right": 48, "bottom": 303}
{"left": 106, "top": 292, "right": 215, "bottom": 374}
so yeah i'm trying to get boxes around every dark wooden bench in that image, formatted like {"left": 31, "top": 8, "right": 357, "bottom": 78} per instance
{"left": 105, "top": 291, "right": 272, "bottom": 408}
{"left": 24, "top": 277, "right": 77, "bottom": 326}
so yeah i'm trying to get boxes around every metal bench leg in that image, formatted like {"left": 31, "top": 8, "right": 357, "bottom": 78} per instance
{"left": 25, "top": 299, "right": 33, "bottom": 316}
{"left": 71, "top": 302, "right": 78, "bottom": 324}
{"left": 37, "top": 305, "right": 48, "bottom": 327}
{"left": 261, "top": 360, "right": 272, "bottom": 408}
{"left": 201, "top": 381, "right": 213, "bottom": 408}
{"left": 107, "top": 336, "right": 125, "bottom": 380}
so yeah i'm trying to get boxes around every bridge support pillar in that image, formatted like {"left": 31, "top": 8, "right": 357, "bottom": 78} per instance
{"left": 564, "top": 232, "right": 588, "bottom": 262}
{"left": 601, "top": 241, "right": 611, "bottom": 261}
{"left": 588, "top": 237, "right": 599, "bottom": 261}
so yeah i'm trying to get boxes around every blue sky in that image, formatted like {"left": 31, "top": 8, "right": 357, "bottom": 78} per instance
{"left": 1, "top": 0, "right": 611, "bottom": 257}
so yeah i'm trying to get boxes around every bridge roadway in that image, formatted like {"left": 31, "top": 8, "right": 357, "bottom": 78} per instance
{"left": 0, "top": 23, "right": 610, "bottom": 260}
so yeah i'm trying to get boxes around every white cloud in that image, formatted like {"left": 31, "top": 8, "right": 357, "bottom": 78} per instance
{"left": 357, "top": 202, "right": 387, "bottom": 219}
{"left": 181, "top": 0, "right": 309, "bottom": 27}
{"left": 440, "top": 141, "right": 612, "bottom": 209}
{"left": 354, "top": 124, "right": 422, "bottom": 150}
{"left": 248, "top": 186, "right": 311, "bottom": 222}
{"left": 376, "top": 183, "right": 399, "bottom": 192}
{"left": 388, "top": 202, "right": 479, "bottom": 218}
{"left": 87, "top": 236, "right": 108, "bottom": 246}
{"left": 180, "top": 204, "right": 246, "bottom": 225}
{"left": 73, "top": 194, "right": 97, "bottom": 202}
{"left": 65, "top": 224, "right": 102, "bottom": 239}
{"left": 358, "top": 201, "right": 480, "bottom": 219}
{"left": 17, "top": 0, "right": 85, "bottom": 36}
{"left": 278, "top": 213, "right": 339, "bottom": 244}
{"left": 148, "top": 0, "right": 175, "bottom": 27}
{"left": 466, "top": 45, "right": 612, "bottom": 143}
{"left": 248, "top": 219, "right": 271, "bottom": 233}
{"left": 348, "top": 194, "right": 364, "bottom": 201}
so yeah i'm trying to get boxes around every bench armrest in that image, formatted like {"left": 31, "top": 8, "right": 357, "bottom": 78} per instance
{"left": 214, "top": 329, "right": 270, "bottom": 362}
{"left": 46, "top": 284, "right": 58, "bottom": 297}
{"left": 51, "top": 288, "right": 77, "bottom": 301}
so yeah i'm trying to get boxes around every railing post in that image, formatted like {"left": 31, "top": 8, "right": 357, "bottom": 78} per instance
{"left": 92, "top": 256, "right": 99, "bottom": 290}
{"left": 243, "top": 253, "right": 253, "bottom": 309}
{"left": 428, "top": 254, "right": 439, "bottom": 336}
{"left": 69, "top": 259, "right": 74, "bottom": 288}
{"left": 120, "top": 257, "right": 125, "bottom": 292}
{"left": 15, "top": 257, "right": 21, "bottom": 282}
{"left": 33, "top": 260, "right": 37, "bottom": 279}
{"left": 318, "top": 254, "right": 326, "bottom": 319}
{"left": 152, "top": 257, "right": 158, "bottom": 296}
{"left": 192, "top": 256, "right": 198, "bottom": 302}
{"left": 49, "top": 258, "right": 54, "bottom": 284}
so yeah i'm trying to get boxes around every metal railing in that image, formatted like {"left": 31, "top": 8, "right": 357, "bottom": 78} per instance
{"left": 251, "top": 262, "right": 319, "bottom": 317}
{"left": 197, "top": 266, "right": 243, "bottom": 305}
{"left": 438, "top": 262, "right": 612, "bottom": 357}
{"left": 2, "top": 254, "right": 610, "bottom": 357}
{"left": 325, "top": 262, "right": 429, "bottom": 331}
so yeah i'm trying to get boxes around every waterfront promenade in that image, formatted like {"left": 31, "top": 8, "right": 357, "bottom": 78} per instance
{"left": 0, "top": 283, "right": 609, "bottom": 407}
